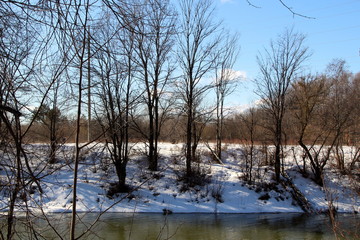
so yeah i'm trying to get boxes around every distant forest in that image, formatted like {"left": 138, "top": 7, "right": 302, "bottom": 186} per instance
{"left": 26, "top": 64, "right": 360, "bottom": 146}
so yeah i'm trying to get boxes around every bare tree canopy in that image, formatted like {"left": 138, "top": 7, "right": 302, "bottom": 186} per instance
{"left": 256, "top": 28, "right": 311, "bottom": 182}
{"left": 176, "top": 0, "right": 223, "bottom": 176}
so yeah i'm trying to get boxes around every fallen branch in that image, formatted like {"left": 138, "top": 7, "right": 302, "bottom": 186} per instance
{"left": 204, "top": 141, "right": 224, "bottom": 165}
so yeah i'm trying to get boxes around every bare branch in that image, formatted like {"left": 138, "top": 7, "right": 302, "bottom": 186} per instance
{"left": 246, "top": 0, "right": 261, "bottom": 9}
{"left": 278, "top": 0, "right": 315, "bottom": 19}
{"left": 246, "top": 0, "right": 315, "bottom": 19}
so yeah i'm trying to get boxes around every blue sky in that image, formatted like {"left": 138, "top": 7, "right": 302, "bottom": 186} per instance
{"left": 215, "top": 0, "right": 360, "bottom": 108}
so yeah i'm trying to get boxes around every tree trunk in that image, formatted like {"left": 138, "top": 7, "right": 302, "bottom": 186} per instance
{"left": 335, "top": 145, "right": 345, "bottom": 172}
{"left": 249, "top": 139, "right": 254, "bottom": 183}
{"left": 70, "top": 66, "right": 83, "bottom": 240}
{"left": 7, "top": 116, "right": 22, "bottom": 240}
{"left": 298, "top": 139, "right": 324, "bottom": 186}
{"left": 274, "top": 122, "right": 282, "bottom": 182}
{"left": 116, "top": 162, "right": 127, "bottom": 191}
{"left": 49, "top": 124, "right": 57, "bottom": 164}
{"left": 274, "top": 143, "right": 281, "bottom": 182}
{"left": 191, "top": 118, "right": 197, "bottom": 163}
{"left": 145, "top": 97, "right": 159, "bottom": 172}
{"left": 216, "top": 95, "right": 221, "bottom": 160}
{"left": 186, "top": 98, "right": 193, "bottom": 176}
{"left": 148, "top": 106, "right": 157, "bottom": 171}
{"left": 313, "top": 167, "right": 323, "bottom": 186}
{"left": 49, "top": 91, "right": 58, "bottom": 164}
{"left": 153, "top": 94, "right": 159, "bottom": 171}
{"left": 70, "top": 22, "right": 87, "bottom": 238}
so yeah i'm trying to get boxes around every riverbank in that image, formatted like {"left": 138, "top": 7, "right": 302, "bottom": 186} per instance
{"left": 1, "top": 143, "right": 359, "bottom": 214}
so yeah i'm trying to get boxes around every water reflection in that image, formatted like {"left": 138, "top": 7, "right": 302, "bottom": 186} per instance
{"left": 95, "top": 213, "right": 358, "bottom": 240}
{"left": 2, "top": 212, "right": 358, "bottom": 239}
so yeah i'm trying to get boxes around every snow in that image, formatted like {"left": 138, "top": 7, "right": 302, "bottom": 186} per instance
{"left": 1, "top": 143, "right": 359, "bottom": 214}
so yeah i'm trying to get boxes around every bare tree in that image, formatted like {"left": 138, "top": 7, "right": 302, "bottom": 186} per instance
{"left": 131, "top": 0, "right": 176, "bottom": 171}
{"left": 214, "top": 33, "right": 239, "bottom": 161}
{"left": 0, "top": 3, "right": 47, "bottom": 238}
{"left": 30, "top": 61, "right": 72, "bottom": 164}
{"left": 349, "top": 72, "right": 360, "bottom": 170}
{"left": 240, "top": 107, "right": 260, "bottom": 183}
{"left": 289, "top": 60, "right": 356, "bottom": 185}
{"left": 92, "top": 10, "right": 136, "bottom": 193}
{"left": 177, "top": 0, "right": 222, "bottom": 177}
{"left": 256, "top": 28, "right": 310, "bottom": 182}
{"left": 326, "top": 60, "right": 355, "bottom": 173}
{"left": 289, "top": 75, "right": 330, "bottom": 185}
{"left": 54, "top": 0, "right": 95, "bottom": 238}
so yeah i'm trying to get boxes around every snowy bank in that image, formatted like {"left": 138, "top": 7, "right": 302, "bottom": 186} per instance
{"left": 1, "top": 143, "right": 359, "bottom": 214}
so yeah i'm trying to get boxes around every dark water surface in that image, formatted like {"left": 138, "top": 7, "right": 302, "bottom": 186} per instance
{"left": 6, "top": 212, "right": 359, "bottom": 239}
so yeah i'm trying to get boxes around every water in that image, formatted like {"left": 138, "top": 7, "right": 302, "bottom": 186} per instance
{"left": 3, "top": 213, "right": 359, "bottom": 239}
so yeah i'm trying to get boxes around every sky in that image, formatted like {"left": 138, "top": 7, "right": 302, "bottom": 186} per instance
{"left": 215, "top": 0, "right": 360, "bottom": 109}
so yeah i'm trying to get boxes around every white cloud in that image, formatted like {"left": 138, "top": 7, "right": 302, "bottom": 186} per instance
{"left": 222, "top": 69, "right": 247, "bottom": 81}
{"left": 214, "top": 69, "right": 247, "bottom": 84}
{"left": 253, "top": 99, "right": 264, "bottom": 106}
{"left": 191, "top": 69, "right": 248, "bottom": 87}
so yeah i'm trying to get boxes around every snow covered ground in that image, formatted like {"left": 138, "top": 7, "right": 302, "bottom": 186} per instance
{"left": 1, "top": 143, "right": 359, "bottom": 214}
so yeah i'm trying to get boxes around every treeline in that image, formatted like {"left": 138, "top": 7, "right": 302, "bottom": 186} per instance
{"left": 224, "top": 62, "right": 360, "bottom": 146}
{"left": 25, "top": 59, "right": 360, "bottom": 149}
{"left": 26, "top": 61, "right": 360, "bottom": 147}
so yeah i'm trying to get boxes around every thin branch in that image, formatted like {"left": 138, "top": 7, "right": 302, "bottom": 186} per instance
{"left": 246, "top": 0, "right": 261, "bottom": 9}
{"left": 246, "top": 0, "right": 315, "bottom": 19}
{"left": 278, "top": 0, "right": 315, "bottom": 19}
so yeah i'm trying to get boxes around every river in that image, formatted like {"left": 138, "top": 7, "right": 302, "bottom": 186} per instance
{"left": 4, "top": 212, "right": 359, "bottom": 239}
